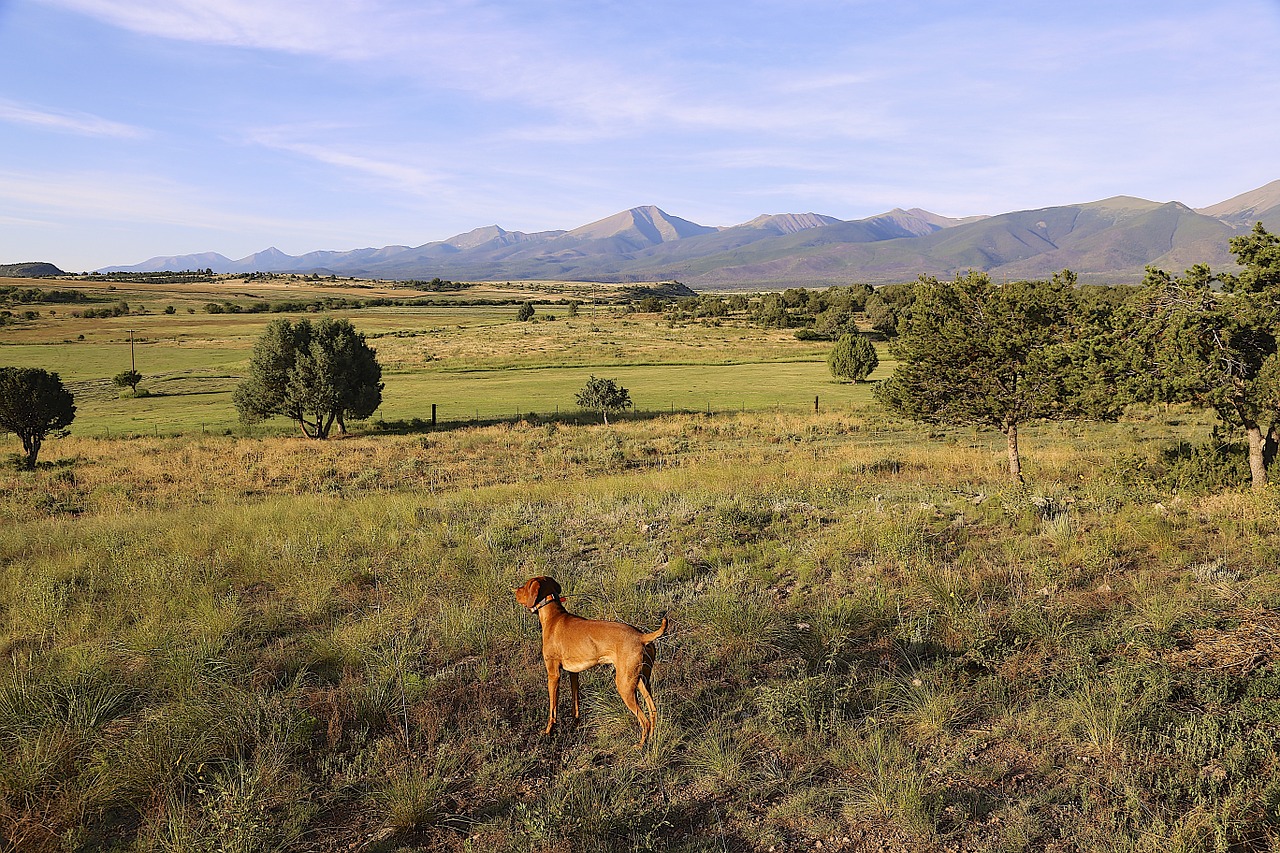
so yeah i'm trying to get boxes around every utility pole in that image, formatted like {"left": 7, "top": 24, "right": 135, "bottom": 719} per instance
{"left": 127, "top": 329, "right": 136, "bottom": 372}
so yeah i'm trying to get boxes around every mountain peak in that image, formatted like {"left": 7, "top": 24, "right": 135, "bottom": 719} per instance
{"left": 1079, "top": 195, "right": 1163, "bottom": 212}
{"left": 1198, "top": 179, "right": 1280, "bottom": 221}
{"left": 742, "top": 213, "right": 842, "bottom": 234}
{"left": 446, "top": 225, "right": 509, "bottom": 250}
{"left": 566, "top": 206, "right": 717, "bottom": 245}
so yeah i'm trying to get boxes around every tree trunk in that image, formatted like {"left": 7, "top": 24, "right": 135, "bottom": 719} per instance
{"left": 21, "top": 434, "right": 39, "bottom": 469}
{"left": 1245, "top": 421, "right": 1268, "bottom": 492}
{"left": 1005, "top": 421, "right": 1023, "bottom": 482}
{"left": 602, "top": 410, "right": 609, "bottom": 426}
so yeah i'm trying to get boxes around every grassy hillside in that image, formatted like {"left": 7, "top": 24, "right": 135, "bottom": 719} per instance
{"left": 3, "top": 408, "right": 1279, "bottom": 852}
{"left": 2, "top": 279, "right": 1279, "bottom": 851}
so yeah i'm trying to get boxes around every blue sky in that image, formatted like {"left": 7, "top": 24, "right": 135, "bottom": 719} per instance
{"left": 2, "top": 0, "right": 1279, "bottom": 272}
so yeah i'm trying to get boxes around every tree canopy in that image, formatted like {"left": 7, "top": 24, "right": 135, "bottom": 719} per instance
{"left": 0, "top": 366, "right": 76, "bottom": 468}
{"left": 113, "top": 369, "right": 142, "bottom": 392}
{"left": 875, "top": 270, "right": 1121, "bottom": 480}
{"left": 827, "top": 332, "right": 879, "bottom": 382}
{"left": 575, "top": 375, "right": 632, "bottom": 425}
{"left": 234, "top": 318, "right": 383, "bottom": 439}
{"left": 1132, "top": 223, "right": 1280, "bottom": 491}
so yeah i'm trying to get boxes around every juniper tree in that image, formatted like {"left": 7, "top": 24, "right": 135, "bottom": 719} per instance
{"left": 1133, "top": 224, "right": 1280, "bottom": 491}
{"left": 827, "top": 332, "right": 879, "bottom": 382}
{"left": 0, "top": 366, "right": 76, "bottom": 468}
{"left": 234, "top": 318, "right": 383, "bottom": 439}
{"left": 875, "top": 270, "right": 1121, "bottom": 481}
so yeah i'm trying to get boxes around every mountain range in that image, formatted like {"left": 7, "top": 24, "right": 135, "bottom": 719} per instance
{"left": 100, "top": 180, "right": 1280, "bottom": 288}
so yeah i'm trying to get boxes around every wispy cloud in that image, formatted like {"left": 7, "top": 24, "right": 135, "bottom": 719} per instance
{"left": 38, "top": 0, "right": 391, "bottom": 58}
{"left": 0, "top": 168, "right": 324, "bottom": 235}
{"left": 12, "top": 0, "right": 1280, "bottom": 269}
{"left": 0, "top": 98, "right": 146, "bottom": 138}
{"left": 39, "top": 0, "right": 894, "bottom": 144}
{"left": 244, "top": 127, "right": 444, "bottom": 194}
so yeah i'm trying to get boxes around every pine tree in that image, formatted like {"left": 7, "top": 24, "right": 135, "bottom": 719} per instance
{"left": 234, "top": 318, "right": 383, "bottom": 438}
{"left": 827, "top": 332, "right": 879, "bottom": 382}
{"left": 876, "top": 270, "right": 1120, "bottom": 480}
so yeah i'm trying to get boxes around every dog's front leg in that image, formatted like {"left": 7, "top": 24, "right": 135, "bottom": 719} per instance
{"left": 545, "top": 662, "right": 560, "bottom": 735}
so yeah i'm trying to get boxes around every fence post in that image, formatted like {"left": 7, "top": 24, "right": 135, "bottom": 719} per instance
{"left": 431, "top": 403, "right": 436, "bottom": 428}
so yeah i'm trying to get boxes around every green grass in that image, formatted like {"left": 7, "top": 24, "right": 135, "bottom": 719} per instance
{"left": 2, "top": 282, "right": 1278, "bottom": 851}
{"left": 2, "top": 296, "right": 888, "bottom": 435}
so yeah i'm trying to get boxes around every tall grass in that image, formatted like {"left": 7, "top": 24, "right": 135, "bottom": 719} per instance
{"left": 2, "top": 403, "right": 1278, "bottom": 850}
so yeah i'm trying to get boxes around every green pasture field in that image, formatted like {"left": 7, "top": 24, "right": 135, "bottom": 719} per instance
{"left": 1, "top": 279, "right": 888, "bottom": 436}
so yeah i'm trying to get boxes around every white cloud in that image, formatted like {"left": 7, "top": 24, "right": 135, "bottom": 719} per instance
{"left": 37, "top": 0, "right": 392, "bottom": 58}
{"left": 0, "top": 98, "right": 146, "bottom": 138}
{"left": 37, "top": 0, "right": 899, "bottom": 145}
{"left": 244, "top": 127, "right": 445, "bottom": 194}
{"left": 0, "top": 168, "right": 322, "bottom": 235}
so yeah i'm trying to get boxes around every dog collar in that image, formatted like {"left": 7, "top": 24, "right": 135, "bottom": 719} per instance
{"left": 530, "top": 594, "right": 562, "bottom": 613}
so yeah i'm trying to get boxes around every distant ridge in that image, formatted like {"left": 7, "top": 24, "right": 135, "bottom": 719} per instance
{"left": 0, "top": 262, "right": 67, "bottom": 277}
{"left": 1197, "top": 179, "right": 1280, "bottom": 227}
{"left": 736, "top": 213, "right": 843, "bottom": 234}
{"left": 98, "top": 181, "right": 1280, "bottom": 287}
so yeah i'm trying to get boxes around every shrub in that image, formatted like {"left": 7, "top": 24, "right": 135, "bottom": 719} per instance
{"left": 1156, "top": 438, "right": 1251, "bottom": 493}
{"left": 828, "top": 332, "right": 879, "bottom": 382}
{"left": 113, "top": 370, "right": 142, "bottom": 392}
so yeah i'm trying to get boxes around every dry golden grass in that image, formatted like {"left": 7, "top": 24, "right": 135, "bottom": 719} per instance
{"left": 2, "top": 311, "right": 1279, "bottom": 851}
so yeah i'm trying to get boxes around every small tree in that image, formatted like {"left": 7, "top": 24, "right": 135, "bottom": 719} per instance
{"left": 517, "top": 301, "right": 536, "bottom": 322}
{"left": 576, "top": 375, "right": 632, "bottom": 425}
{"left": 234, "top": 318, "right": 383, "bottom": 439}
{"left": 828, "top": 332, "right": 879, "bottom": 382}
{"left": 0, "top": 367, "right": 76, "bottom": 468}
{"left": 113, "top": 369, "right": 142, "bottom": 393}
{"left": 875, "top": 271, "right": 1121, "bottom": 481}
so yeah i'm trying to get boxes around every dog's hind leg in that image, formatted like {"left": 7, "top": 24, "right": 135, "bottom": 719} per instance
{"left": 615, "top": 668, "right": 651, "bottom": 746}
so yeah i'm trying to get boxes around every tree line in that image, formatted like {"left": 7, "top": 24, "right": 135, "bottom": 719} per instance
{"left": 876, "top": 223, "right": 1280, "bottom": 490}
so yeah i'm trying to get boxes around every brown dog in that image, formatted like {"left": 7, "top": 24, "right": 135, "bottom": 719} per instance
{"left": 514, "top": 576, "right": 667, "bottom": 746}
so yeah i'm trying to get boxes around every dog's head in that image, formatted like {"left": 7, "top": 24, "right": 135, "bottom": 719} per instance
{"left": 514, "top": 576, "right": 561, "bottom": 612}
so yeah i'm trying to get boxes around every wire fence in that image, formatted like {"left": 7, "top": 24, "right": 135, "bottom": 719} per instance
{"left": 84, "top": 394, "right": 861, "bottom": 440}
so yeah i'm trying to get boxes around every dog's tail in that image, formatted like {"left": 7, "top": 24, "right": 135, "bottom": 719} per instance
{"left": 641, "top": 613, "right": 668, "bottom": 644}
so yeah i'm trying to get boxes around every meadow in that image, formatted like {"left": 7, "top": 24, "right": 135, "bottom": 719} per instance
{"left": 2, "top": 276, "right": 1279, "bottom": 852}
{"left": 0, "top": 276, "right": 872, "bottom": 434}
